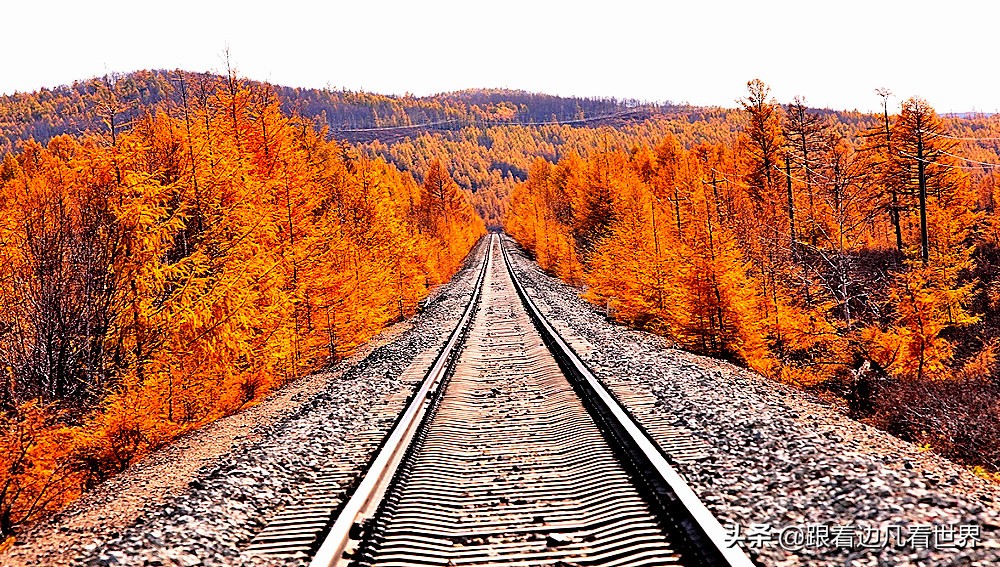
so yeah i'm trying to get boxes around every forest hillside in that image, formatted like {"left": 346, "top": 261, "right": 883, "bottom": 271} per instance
{"left": 0, "top": 70, "right": 483, "bottom": 537}
{"left": 505, "top": 80, "right": 1000, "bottom": 478}
{"left": 0, "top": 69, "right": 875, "bottom": 228}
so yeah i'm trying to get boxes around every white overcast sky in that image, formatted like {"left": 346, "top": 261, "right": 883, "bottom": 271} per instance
{"left": 3, "top": 0, "right": 997, "bottom": 113}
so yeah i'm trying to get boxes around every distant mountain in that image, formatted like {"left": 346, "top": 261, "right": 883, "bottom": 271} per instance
{"left": 0, "top": 70, "right": 671, "bottom": 153}
{"left": 942, "top": 112, "right": 995, "bottom": 119}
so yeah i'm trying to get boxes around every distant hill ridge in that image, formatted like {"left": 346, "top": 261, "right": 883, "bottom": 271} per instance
{"left": 0, "top": 69, "right": 676, "bottom": 153}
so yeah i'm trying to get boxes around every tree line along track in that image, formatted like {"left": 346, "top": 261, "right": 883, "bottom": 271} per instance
{"left": 250, "top": 233, "right": 754, "bottom": 566}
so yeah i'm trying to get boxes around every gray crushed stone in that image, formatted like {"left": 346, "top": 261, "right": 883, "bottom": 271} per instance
{"left": 504, "top": 237, "right": 1000, "bottom": 567}
{"left": 13, "top": 233, "right": 1000, "bottom": 567}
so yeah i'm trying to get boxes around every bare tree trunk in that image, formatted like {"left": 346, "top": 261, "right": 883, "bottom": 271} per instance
{"left": 785, "top": 158, "right": 796, "bottom": 252}
{"left": 916, "top": 123, "right": 929, "bottom": 264}
{"left": 878, "top": 89, "right": 904, "bottom": 252}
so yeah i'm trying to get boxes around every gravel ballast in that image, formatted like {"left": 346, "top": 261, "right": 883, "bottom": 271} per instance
{"left": 1, "top": 239, "right": 490, "bottom": 567}
{"left": 8, "top": 233, "right": 1000, "bottom": 567}
{"left": 503, "top": 237, "right": 1000, "bottom": 567}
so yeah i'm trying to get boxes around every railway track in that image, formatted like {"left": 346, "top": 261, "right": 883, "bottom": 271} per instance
{"left": 250, "top": 234, "right": 753, "bottom": 566}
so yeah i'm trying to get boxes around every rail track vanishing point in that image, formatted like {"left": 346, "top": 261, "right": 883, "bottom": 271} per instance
{"left": 249, "top": 233, "right": 754, "bottom": 567}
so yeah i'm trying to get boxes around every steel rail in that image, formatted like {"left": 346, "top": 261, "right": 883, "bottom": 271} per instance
{"left": 309, "top": 234, "right": 494, "bottom": 567}
{"left": 353, "top": 234, "right": 679, "bottom": 566}
{"left": 498, "top": 234, "right": 755, "bottom": 567}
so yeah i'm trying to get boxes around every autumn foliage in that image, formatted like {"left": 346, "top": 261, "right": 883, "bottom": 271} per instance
{"left": 0, "top": 73, "right": 483, "bottom": 536}
{"left": 7, "top": 68, "right": 1000, "bottom": 533}
{"left": 506, "top": 81, "right": 1000, "bottom": 472}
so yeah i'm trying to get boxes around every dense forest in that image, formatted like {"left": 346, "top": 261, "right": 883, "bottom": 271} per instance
{"left": 0, "top": 69, "right": 876, "bottom": 229}
{"left": 506, "top": 80, "right": 1000, "bottom": 476}
{"left": 0, "top": 70, "right": 666, "bottom": 232}
{"left": 0, "top": 71, "right": 482, "bottom": 537}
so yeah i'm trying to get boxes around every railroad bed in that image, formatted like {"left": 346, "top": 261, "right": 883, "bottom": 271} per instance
{"left": 357, "top": 235, "right": 679, "bottom": 565}
{"left": 258, "top": 235, "right": 751, "bottom": 567}
{"left": 10, "top": 233, "right": 999, "bottom": 567}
